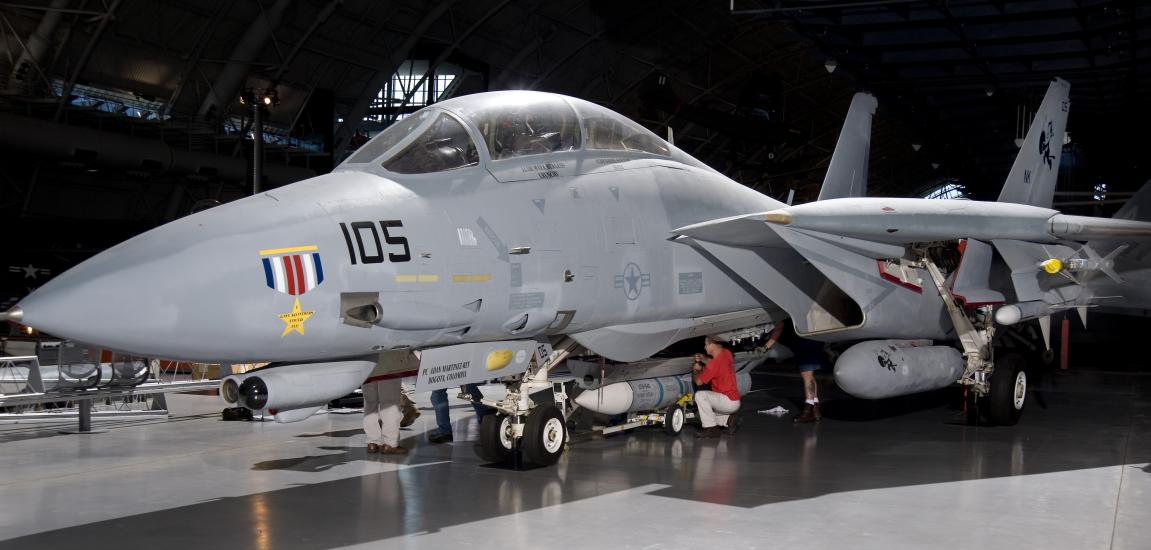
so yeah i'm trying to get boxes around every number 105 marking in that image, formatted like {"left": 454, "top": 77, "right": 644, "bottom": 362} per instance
{"left": 339, "top": 220, "right": 412, "bottom": 264}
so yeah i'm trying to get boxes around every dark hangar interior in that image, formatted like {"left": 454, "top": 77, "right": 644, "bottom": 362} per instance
{"left": 1, "top": 1, "right": 1148, "bottom": 305}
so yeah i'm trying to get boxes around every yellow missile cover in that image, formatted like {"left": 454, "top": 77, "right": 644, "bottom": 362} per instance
{"left": 1041, "top": 258, "right": 1063, "bottom": 274}
{"left": 486, "top": 349, "right": 514, "bottom": 371}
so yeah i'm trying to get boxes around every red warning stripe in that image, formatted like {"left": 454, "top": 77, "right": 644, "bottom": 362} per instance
{"left": 364, "top": 369, "right": 420, "bottom": 384}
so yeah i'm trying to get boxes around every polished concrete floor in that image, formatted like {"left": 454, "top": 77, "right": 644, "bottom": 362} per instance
{"left": 0, "top": 365, "right": 1148, "bottom": 550}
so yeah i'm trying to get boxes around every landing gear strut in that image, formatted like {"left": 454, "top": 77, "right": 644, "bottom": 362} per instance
{"left": 468, "top": 337, "right": 582, "bottom": 467}
{"left": 917, "top": 250, "right": 1028, "bottom": 426}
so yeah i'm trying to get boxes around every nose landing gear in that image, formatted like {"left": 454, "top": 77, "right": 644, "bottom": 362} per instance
{"left": 468, "top": 337, "right": 581, "bottom": 468}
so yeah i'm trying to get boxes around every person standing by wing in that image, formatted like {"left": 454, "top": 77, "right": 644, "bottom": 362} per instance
{"left": 762, "top": 320, "right": 825, "bottom": 423}
{"left": 692, "top": 336, "right": 741, "bottom": 438}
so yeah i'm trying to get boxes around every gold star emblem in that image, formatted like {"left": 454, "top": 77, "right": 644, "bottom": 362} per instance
{"left": 278, "top": 297, "right": 314, "bottom": 337}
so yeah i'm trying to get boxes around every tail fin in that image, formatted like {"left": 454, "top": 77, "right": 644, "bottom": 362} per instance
{"left": 997, "top": 77, "right": 1071, "bottom": 207}
{"left": 1112, "top": 178, "right": 1151, "bottom": 221}
{"left": 1087, "top": 179, "right": 1151, "bottom": 270}
{"left": 816, "top": 92, "right": 878, "bottom": 201}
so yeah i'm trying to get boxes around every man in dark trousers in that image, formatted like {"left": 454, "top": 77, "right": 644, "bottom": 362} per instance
{"left": 428, "top": 384, "right": 487, "bottom": 444}
{"left": 763, "top": 319, "right": 826, "bottom": 422}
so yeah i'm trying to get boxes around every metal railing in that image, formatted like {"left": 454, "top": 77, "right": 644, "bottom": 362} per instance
{"left": 0, "top": 348, "right": 224, "bottom": 428}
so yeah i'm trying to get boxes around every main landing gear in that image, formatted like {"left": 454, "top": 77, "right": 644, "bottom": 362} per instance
{"left": 917, "top": 251, "right": 1028, "bottom": 426}
{"left": 965, "top": 352, "right": 1027, "bottom": 426}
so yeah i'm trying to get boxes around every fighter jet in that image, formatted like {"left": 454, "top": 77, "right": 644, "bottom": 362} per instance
{"left": 5, "top": 81, "right": 1148, "bottom": 466}
{"left": 0, "top": 90, "right": 805, "bottom": 463}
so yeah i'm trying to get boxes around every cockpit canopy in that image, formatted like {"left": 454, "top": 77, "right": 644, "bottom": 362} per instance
{"left": 342, "top": 91, "right": 672, "bottom": 175}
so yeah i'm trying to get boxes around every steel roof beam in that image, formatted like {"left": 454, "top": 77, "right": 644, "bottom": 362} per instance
{"left": 4, "top": 0, "right": 67, "bottom": 94}
{"left": 854, "top": 17, "right": 1149, "bottom": 52}
{"left": 53, "top": 0, "right": 122, "bottom": 122}
{"left": 790, "top": 4, "right": 1125, "bottom": 32}
{"left": 269, "top": 0, "right": 340, "bottom": 85}
{"left": 332, "top": 0, "right": 458, "bottom": 153}
{"left": 881, "top": 36, "right": 1151, "bottom": 68}
{"left": 162, "top": 0, "right": 236, "bottom": 120}
{"left": 194, "top": 0, "right": 294, "bottom": 123}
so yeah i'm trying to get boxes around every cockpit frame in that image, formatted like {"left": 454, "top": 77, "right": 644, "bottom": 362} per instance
{"left": 337, "top": 90, "right": 701, "bottom": 181}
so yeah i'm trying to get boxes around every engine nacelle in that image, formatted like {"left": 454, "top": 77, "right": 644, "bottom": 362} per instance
{"left": 834, "top": 339, "right": 963, "bottom": 400}
{"left": 220, "top": 359, "right": 376, "bottom": 421}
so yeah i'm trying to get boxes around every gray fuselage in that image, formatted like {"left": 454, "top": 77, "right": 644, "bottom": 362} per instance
{"left": 17, "top": 92, "right": 781, "bottom": 362}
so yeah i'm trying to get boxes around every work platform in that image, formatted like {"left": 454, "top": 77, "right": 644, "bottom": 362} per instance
{"left": 0, "top": 366, "right": 1147, "bottom": 550}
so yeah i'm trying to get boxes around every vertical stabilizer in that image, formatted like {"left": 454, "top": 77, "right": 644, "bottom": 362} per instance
{"left": 1092, "top": 178, "right": 1151, "bottom": 267}
{"left": 1112, "top": 177, "right": 1151, "bottom": 222}
{"left": 997, "top": 78, "right": 1071, "bottom": 207}
{"left": 817, "top": 93, "right": 878, "bottom": 201}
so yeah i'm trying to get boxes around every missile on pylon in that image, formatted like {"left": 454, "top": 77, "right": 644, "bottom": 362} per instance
{"left": 568, "top": 350, "right": 768, "bottom": 390}
{"left": 1037, "top": 244, "right": 1128, "bottom": 285}
{"left": 994, "top": 301, "right": 1056, "bottom": 326}
{"left": 573, "top": 374, "right": 691, "bottom": 415}
{"left": 573, "top": 361, "right": 755, "bottom": 416}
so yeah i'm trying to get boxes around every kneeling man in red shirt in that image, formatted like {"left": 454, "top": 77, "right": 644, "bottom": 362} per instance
{"left": 692, "top": 335, "right": 741, "bottom": 438}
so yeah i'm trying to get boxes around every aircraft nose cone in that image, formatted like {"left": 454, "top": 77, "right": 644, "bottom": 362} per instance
{"left": 16, "top": 191, "right": 315, "bottom": 359}
{"left": 17, "top": 223, "right": 209, "bottom": 354}
{"left": 16, "top": 288, "right": 72, "bottom": 333}
{"left": 17, "top": 171, "right": 406, "bottom": 360}
{"left": 0, "top": 306, "right": 21, "bottom": 323}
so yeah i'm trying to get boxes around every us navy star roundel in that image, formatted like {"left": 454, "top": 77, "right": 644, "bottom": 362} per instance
{"left": 260, "top": 245, "right": 325, "bottom": 296}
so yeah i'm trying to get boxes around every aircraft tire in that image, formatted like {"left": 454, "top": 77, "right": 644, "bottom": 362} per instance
{"left": 522, "top": 405, "right": 566, "bottom": 467}
{"left": 664, "top": 405, "right": 685, "bottom": 435}
{"left": 988, "top": 353, "right": 1027, "bottom": 426}
{"left": 476, "top": 413, "right": 514, "bottom": 464}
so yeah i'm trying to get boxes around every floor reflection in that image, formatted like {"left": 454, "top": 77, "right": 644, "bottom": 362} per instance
{"left": 251, "top": 446, "right": 422, "bottom": 472}
{"left": 0, "top": 369, "right": 1146, "bottom": 549}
